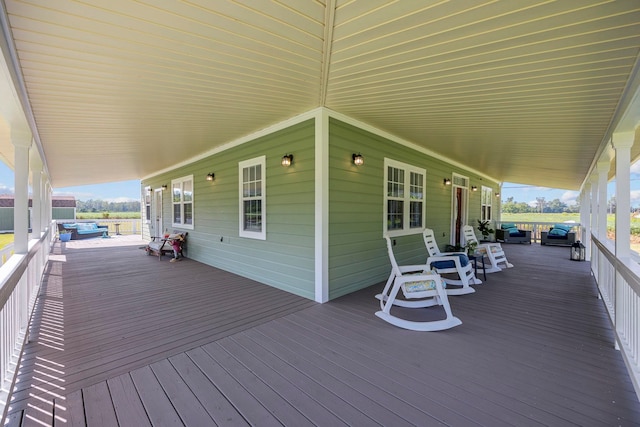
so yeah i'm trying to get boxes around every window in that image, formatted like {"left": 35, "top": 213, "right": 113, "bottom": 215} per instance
{"left": 384, "top": 158, "right": 425, "bottom": 236}
{"left": 239, "top": 156, "right": 266, "bottom": 240}
{"left": 144, "top": 187, "right": 151, "bottom": 222}
{"left": 481, "top": 186, "right": 493, "bottom": 221}
{"left": 172, "top": 175, "right": 194, "bottom": 229}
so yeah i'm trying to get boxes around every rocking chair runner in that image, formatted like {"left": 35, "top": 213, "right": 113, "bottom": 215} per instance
{"left": 375, "top": 237, "right": 462, "bottom": 331}
{"left": 422, "top": 228, "right": 479, "bottom": 295}
{"left": 462, "top": 225, "right": 513, "bottom": 273}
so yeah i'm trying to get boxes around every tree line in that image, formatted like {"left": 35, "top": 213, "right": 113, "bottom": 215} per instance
{"left": 76, "top": 199, "right": 141, "bottom": 213}
{"left": 501, "top": 197, "right": 580, "bottom": 214}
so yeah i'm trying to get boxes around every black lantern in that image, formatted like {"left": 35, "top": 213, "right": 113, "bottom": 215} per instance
{"left": 570, "top": 240, "right": 585, "bottom": 261}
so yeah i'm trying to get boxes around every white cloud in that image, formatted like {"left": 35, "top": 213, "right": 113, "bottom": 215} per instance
{"left": 631, "top": 190, "right": 640, "bottom": 207}
{"left": 560, "top": 190, "right": 579, "bottom": 205}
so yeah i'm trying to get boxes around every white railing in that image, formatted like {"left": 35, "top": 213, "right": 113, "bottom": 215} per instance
{"left": 591, "top": 235, "right": 640, "bottom": 399}
{"left": 497, "top": 221, "right": 582, "bottom": 243}
{"left": 0, "top": 223, "right": 52, "bottom": 418}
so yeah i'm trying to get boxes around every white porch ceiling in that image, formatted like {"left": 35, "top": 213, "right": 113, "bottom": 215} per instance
{"left": 1, "top": 0, "right": 639, "bottom": 189}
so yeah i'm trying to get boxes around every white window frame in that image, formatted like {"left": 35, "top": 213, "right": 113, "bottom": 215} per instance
{"left": 384, "top": 158, "right": 426, "bottom": 237}
{"left": 171, "top": 175, "right": 194, "bottom": 230}
{"left": 144, "top": 186, "right": 151, "bottom": 222}
{"left": 239, "top": 155, "right": 266, "bottom": 240}
{"left": 481, "top": 186, "right": 493, "bottom": 221}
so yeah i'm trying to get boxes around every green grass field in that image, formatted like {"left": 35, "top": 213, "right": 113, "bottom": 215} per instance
{"left": 76, "top": 212, "right": 140, "bottom": 220}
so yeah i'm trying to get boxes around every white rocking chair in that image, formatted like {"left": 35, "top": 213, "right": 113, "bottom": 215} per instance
{"left": 462, "top": 225, "right": 513, "bottom": 273}
{"left": 422, "top": 228, "right": 479, "bottom": 295}
{"left": 375, "top": 237, "right": 462, "bottom": 331}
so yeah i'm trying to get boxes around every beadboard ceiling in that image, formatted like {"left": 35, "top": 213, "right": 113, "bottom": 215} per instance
{"left": 1, "top": 0, "right": 639, "bottom": 189}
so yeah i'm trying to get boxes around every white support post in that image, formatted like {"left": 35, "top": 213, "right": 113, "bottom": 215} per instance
{"left": 590, "top": 174, "right": 598, "bottom": 240}
{"left": 12, "top": 128, "right": 32, "bottom": 254}
{"left": 597, "top": 160, "right": 610, "bottom": 240}
{"left": 613, "top": 132, "right": 634, "bottom": 260}
{"left": 580, "top": 188, "right": 591, "bottom": 260}
{"left": 30, "top": 150, "right": 43, "bottom": 238}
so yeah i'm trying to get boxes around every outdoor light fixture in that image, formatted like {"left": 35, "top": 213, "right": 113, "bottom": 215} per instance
{"left": 443, "top": 178, "right": 451, "bottom": 185}
{"left": 570, "top": 240, "right": 585, "bottom": 261}
{"left": 281, "top": 154, "right": 293, "bottom": 167}
{"left": 495, "top": 193, "right": 500, "bottom": 197}
{"left": 206, "top": 173, "right": 215, "bottom": 181}
{"left": 352, "top": 153, "right": 364, "bottom": 166}
{"left": 471, "top": 186, "right": 477, "bottom": 191}
{"left": 161, "top": 184, "right": 168, "bottom": 191}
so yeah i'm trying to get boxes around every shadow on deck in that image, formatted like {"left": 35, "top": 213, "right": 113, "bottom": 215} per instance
{"left": 4, "top": 236, "right": 640, "bottom": 426}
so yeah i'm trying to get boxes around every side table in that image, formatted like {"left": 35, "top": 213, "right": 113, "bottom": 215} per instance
{"left": 467, "top": 253, "right": 487, "bottom": 281}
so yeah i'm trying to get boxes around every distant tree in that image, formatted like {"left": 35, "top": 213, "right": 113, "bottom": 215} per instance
{"left": 546, "top": 198, "right": 568, "bottom": 213}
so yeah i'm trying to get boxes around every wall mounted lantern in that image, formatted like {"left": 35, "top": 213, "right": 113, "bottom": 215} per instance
{"left": 471, "top": 186, "right": 477, "bottom": 191}
{"left": 352, "top": 153, "right": 364, "bottom": 166}
{"left": 443, "top": 178, "right": 451, "bottom": 185}
{"left": 206, "top": 173, "right": 215, "bottom": 181}
{"left": 161, "top": 184, "right": 168, "bottom": 191}
{"left": 281, "top": 154, "right": 293, "bottom": 167}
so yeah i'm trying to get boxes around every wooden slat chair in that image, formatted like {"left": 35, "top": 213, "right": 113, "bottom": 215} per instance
{"left": 375, "top": 237, "right": 462, "bottom": 331}
{"left": 422, "top": 228, "right": 479, "bottom": 295}
{"left": 462, "top": 225, "right": 513, "bottom": 273}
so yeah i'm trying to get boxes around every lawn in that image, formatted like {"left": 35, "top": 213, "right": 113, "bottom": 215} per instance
{"left": 0, "top": 234, "right": 13, "bottom": 250}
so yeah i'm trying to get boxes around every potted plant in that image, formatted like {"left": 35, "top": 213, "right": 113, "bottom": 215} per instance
{"left": 465, "top": 240, "right": 478, "bottom": 256}
{"left": 477, "top": 219, "right": 494, "bottom": 241}
{"left": 59, "top": 229, "right": 72, "bottom": 242}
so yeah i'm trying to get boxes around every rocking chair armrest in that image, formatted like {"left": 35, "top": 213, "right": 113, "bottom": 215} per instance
{"left": 441, "top": 251, "right": 466, "bottom": 256}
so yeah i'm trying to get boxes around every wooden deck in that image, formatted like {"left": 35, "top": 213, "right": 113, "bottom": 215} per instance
{"left": 4, "top": 236, "right": 640, "bottom": 426}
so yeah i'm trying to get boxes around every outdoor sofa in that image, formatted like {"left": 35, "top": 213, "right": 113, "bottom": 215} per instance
{"left": 496, "top": 223, "right": 531, "bottom": 244}
{"left": 541, "top": 223, "right": 577, "bottom": 246}
{"left": 58, "top": 222, "right": 109, "bottom": 239}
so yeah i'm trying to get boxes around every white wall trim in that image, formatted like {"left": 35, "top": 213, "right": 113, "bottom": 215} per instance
{"left": 315, "top": 109, "right": 329, "bottom": 303}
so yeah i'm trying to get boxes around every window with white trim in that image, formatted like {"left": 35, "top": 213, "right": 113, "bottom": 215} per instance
{"left": 384, "top": 158, "right": 425, "bottom": 236}
{"left": 144, "top": 187, "right": 151, "bottom": 222}
{"left": 172, "top": 175, "right": 194, "bottom": 229}
{"left": 481, "top": 186, "right": 493, "bottom": 221}
{"left": 239, "top": 156, "right": 266, "bottom": 240}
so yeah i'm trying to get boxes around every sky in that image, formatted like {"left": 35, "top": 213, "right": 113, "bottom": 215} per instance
{"left": 0, "top": 161, "right": 140, "bottom": 202}
{"left": 0, "top": 159, "right": 638, "bottom": 206}
{"left": 501, "top": 159, "right": 640, "bottom": 209}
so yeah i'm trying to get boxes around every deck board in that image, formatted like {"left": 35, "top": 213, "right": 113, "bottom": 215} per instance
{"left": 5, "top": 236, "right": 640, "bottom": 426}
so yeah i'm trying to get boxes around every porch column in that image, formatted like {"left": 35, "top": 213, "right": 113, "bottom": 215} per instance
{"left": 590, "top": 174, "right": 598, "bottom": 240}
{"left": 597, "top": 160, "right": 610, "bottom": 240}
{"left": 30, "top": 149, "right": 43, "bottom": 237}
{"left": 12, "top": 127, "right": 32, "bottom": 254}
{"left": 314, "top": 109, "right": 329, "bottom": 303}
{"left": 580, "top": 187, "right": 591, "bottom": 260}
{"left": 613, "top": 132, "right": 634, "bottom": 260}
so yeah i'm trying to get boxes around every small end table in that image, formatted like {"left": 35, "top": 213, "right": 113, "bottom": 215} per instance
{"left": 467, "top": 253, "right": 487, "bottom": 281}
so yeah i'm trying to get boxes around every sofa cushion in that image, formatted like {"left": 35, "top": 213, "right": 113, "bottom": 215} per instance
{"left": 548, "top": 228, "right": 568, "bottom": 237}
{"left": 508, "top": 228, "right": 526, "bottom": 237}
{"left": 552, "top": 223, "right": 572, "bottom": 232}
{"left": 501, "top": 223, "right": 516, "bottom": 230}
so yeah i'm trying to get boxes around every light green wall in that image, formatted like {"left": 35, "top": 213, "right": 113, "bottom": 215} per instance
{"left": 52, "top": 207, "right": 75, "bottom": 220}
{"left": 142, "top": 120, "right": 317, "bottom": 299}
{"left": 141, "top": 113, "right": 499, "bottom": 302}
{"left": 327, "top": 118, "right": 499, "bottom": 299}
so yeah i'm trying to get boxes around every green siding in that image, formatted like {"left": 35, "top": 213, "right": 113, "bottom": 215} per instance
{"left": 142, "top": 120, "right": 316, "bottom": 299}
{"left": 52, "top": 207, "right": 75, "bottom": 220}
{"left": 0, "top": 208, "right": 13, "bottom": 231}
{"left": 327, "top": 118, "right": 499, "bottom": 299}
